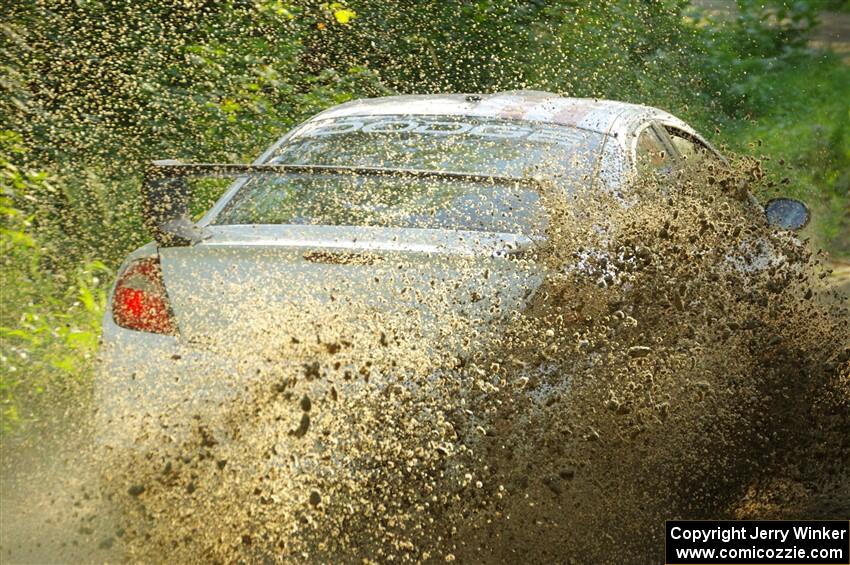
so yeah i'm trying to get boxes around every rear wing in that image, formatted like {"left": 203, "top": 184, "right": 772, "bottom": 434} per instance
{"left": 142, "top": 160, "right": 541, "bottom": 247}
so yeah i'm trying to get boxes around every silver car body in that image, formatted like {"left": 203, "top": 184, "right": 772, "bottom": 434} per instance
{"left": 96, "top": 91, "right": 722, "bottom": 447}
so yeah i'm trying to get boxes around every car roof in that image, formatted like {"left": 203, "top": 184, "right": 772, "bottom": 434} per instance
{"left": 304, "top": 90, "right": 690, "bottom": 138}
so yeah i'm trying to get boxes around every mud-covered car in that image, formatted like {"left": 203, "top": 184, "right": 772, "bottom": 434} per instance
{"left": 95, "top": 90, "right": 809, "bottom": 446}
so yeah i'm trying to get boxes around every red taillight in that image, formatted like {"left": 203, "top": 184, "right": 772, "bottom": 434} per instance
{"left": 112, "top": 257, "right": 177, "bottom": 335}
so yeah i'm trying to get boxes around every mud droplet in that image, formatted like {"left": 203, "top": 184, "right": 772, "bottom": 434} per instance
{"left": 290, "top": 413, "right": 310, "bottom": 438}
{"left": 628, "top": 346, "right": 652, "bottom": 358}
{"left": 127, "top": 484, "right": 145, "bottom": 497}
{"left": 304, "top": 361, "right": 320, "bottom": 379}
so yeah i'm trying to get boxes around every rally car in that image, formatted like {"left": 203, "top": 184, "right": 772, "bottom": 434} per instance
{"left": 95, "top": 91, "right": 808, "bottom": 446}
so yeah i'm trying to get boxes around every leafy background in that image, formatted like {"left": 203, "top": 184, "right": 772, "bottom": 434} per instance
{"left": 1, "top": 0, "right": 848, "bottom": 431}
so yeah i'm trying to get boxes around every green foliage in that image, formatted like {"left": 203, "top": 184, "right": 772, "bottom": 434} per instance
{"left": 680, "top": 0, "right": 827, "bottom": 121}
{"left": 4, "top": 0, "right": 388, "bottom": 166}
{"left": 0, "top": 132, "right": 109, "bottom": 432}
{"left": 823, "top": 0, "right": 850, "bottom": 12}
{"left": 735, "top": 0, "right": 819, "bottom": 56}
{"left": 721, "top": 58, "right": 850, "bottom": 256}
{"left": 302, "top": 1, "right": 705, "bottom": 104}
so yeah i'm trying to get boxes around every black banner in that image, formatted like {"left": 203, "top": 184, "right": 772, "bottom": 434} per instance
{"left": 666, "top": 520, "right": 850, "bottom": 564}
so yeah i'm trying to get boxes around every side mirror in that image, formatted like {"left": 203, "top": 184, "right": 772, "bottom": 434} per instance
{"left": 764, "top": 197, "right": 810, "bottom": 231}
{"left": 142, "top": 160, "right": 210, "bottom": 247}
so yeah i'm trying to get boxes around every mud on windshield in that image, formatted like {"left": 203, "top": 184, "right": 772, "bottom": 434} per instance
{"left": 271, "top": 115, "right": 605, "bottom": 179}
{"left": 213, "top": 116, "right": 605, "bottom": 235}
{"left": 213, "top": 173, "right": 548, "bottom": 236}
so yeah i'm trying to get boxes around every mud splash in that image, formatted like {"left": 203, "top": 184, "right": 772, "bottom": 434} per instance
{"left": 89, "top": 161, "right": 849, "bottom": 563}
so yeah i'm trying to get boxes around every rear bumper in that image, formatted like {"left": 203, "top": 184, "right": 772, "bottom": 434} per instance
{"left": 95, "top": 316, "right": 246, "bottom": 449}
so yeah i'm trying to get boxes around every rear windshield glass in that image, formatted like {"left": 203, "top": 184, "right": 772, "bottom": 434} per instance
{"left": 215, "top": 115, "right": 604, "bottom": 233}
{"left": 214, "top": 173, "right": 546, "bottom": 236}
{"left": 269, "top": 115, "right": 604, "bottom": 181}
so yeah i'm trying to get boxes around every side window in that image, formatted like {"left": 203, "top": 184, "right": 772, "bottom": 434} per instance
{"left": 635, "top": 126, "right": 673, "bottom": 175}
{"left": 664, "top": 127, "right": 715, "bottom": 168}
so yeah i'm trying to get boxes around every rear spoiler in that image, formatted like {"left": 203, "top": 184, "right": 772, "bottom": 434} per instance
{"left": 143, "top": 160, "right": 541, "bottom": 247}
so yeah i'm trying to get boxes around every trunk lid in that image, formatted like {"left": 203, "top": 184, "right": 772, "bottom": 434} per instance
{"left": 158, "top": 225, "right": 543, "bottom": 360}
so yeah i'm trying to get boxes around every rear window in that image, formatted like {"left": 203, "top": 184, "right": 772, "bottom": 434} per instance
{"left": 214, "top": 115, "right": 605, "bottom": 234}
{"left": 270, "top": 115, "right": 603, "bottom": 181}
{"left": 214, "top": 173, "right": 546, "bottom": 236}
